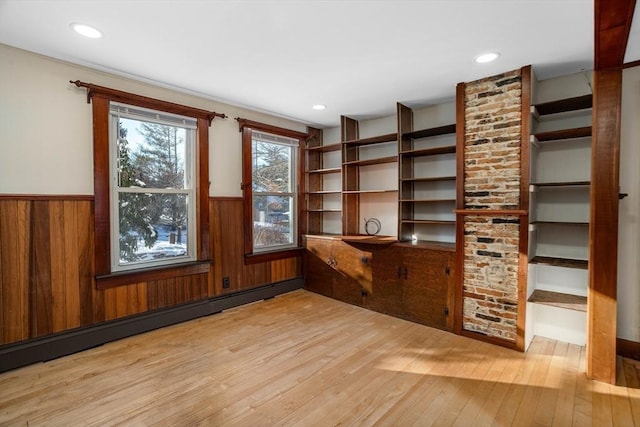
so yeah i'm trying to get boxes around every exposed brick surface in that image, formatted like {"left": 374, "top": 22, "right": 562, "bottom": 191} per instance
{"left": 461, "top": 69, "right": 523, "bottom": 342}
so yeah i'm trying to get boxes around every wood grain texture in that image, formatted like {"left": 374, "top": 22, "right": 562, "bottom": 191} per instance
{"left": 588, "top": 69, "right": 622, "bottom": 384}
{"left": 1, "top": 195, "right": 301, "bottom": 347}
{"left": 0, "top": 290, "right": 637, "bottom": 426}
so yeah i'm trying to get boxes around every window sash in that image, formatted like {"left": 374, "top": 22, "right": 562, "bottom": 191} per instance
{"left": 251, "top": 133, "right": 297, "bottom": 253}
{"left": 241, "top": 124, "right": 302, "bottom": 256}
{"left": 109, "top": 103, "right": 197, "bottom": 272}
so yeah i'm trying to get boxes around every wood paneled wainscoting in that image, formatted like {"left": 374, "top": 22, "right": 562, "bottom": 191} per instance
{"left": 0, "top": 196, "right": 301, "bottom": 372}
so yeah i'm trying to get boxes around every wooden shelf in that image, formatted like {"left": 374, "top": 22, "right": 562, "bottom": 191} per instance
{"left": 454, "top": 209, "right": 527, "bottom": 216}
{"left": 533, "top": 94, "right": 592, "bottom": 116}
{"left": 530, "top": 256, "right": 588, "bottom": 270}
{"left": 403, "top": 124, "right": 456, "bottom": 139}
{"left": 303, "top": 233, "right": 342, "bottom": 240}
{"left": 341, "top": 235, "right": 398, "bottom": 245}
{"left": 343, "top": 156, "right": 397, "bottom": 167}
{"left": 305, "top": 190, "right": 341, "bottom": 195}
{"left": 306, "top": 209, "right": 341, "bottom": 213}
{"left": 395, "top": 240, "right": 456, "bottom": 252}
{"left": 533, "top": 126, "right": 592, "bottom": 142}
{"left": 343, "top": 133, "right": 397, "bottom": 146}
{"left": 531, "top": 181, "right": 590, "bottom": 187}
{"left": 528, "top": 289, "right": 587, "bottom": 312}
{"left": 307, "top": 167, "right": 341, "bottom": 175}
{"left": 531, "top": 221, "right": 589, "bottom": 226}
{"left": 343, "top": 189, "right": 398, "bottom": 194}
{"left": 400, "top": 145, "right": 456, "bottom": 157}
{"left": 305, "top": 143, "right": 342, "bottom": 152}
{"left": 401, "top": 219, "right": 455, "bottom": 225}
{"left": 400, "top": 198, "right": 455, "bottom": 203}
{"left": 401, "top": 176, "right": 456, "bottom": 183}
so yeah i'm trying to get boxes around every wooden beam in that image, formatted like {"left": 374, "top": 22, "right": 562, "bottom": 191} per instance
{"left": 588, "top": 69, "right": 622, "bottom": 384}
{"left": 594, "top": 0, "right": 636, "bottom": 70}
{"left": 587, "top": 0, "right": 635, "bottom": 384}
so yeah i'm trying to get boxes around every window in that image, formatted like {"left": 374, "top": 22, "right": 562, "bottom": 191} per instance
{"left": 251, "top": 131, "right": 297, "bottom": 252}
{"left": 72, "top": 80, "right": 224, "bottom": 289}
{"left": 109, "top": 103, "right": 196, "bottom": 271}
{"left": 239, "top": 119, "right": 307, "bottom": 261}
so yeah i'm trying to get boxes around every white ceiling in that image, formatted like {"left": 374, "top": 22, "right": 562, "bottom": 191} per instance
{"left": 0, "top": 0, "right": 632, "bottom": 127}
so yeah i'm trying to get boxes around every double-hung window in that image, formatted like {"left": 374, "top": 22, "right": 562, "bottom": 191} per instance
{"left": 109, "top": 103, "right": 196, "bottom": 271}
{"left": 72, "top": 80, "right": 222, "bottom": 288}
{"left": 239, "top": 119, "right": 307, "bottom": 261}
{"left": 251, "top": 131, "right": 298, "bottom": 252}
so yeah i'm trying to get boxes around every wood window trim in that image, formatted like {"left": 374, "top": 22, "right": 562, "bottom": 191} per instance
{"left": 237, "top": 117, "right": 308, "bottom": 261}
{"left": 80, "top": 82, "right": 225, "bottom": 286}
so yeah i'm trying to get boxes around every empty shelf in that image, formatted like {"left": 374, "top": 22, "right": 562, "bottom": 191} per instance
{"left": 528, "top": 289, "right": 587, "bottom": 312}
{"left": 530, "top": 256, "right": 588, "bottom": 269}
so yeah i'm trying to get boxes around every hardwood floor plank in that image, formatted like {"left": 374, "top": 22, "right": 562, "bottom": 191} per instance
{"left": 0, "top": 290, "right": 638, "bottom": 426}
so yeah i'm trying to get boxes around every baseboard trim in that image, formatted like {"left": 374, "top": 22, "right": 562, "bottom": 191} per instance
{"left": 0, "top": 278, "right": 303, "bottom": 373}
{"left": 617, "top": 337, "right": 640, "bottom": 361}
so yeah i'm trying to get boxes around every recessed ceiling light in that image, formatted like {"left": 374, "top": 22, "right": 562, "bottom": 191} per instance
{"left": 71, "top": 23, "right": 102, "bottom": 39}
{"left": 475, "top": 52, "right": 500, "bottom": 63}
{"left": 312, "top": 104, "right": 326, "bottom": 111}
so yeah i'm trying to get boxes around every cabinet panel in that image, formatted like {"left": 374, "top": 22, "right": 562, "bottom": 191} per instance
{"left": 304, "top": 251, "right": 334, "bottom": 297}
{"left": 304, "top": 237, "right": 371, "bottom": 307}
{"left": 403, "top": 248, "right": 452, "bottom": 331}
{"left": 368, "top": 246, "right": 404, "bottom": 317}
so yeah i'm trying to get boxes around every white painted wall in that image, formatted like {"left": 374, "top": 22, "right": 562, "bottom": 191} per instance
{"left": 618, "top": 66, "right": 640, "bottom": 342}
{"left": 0, "top": 44, "right": 307, "bottom": 197}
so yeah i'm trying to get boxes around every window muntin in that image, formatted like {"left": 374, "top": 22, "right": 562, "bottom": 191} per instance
{"left": 251, "top": 131, "right": 297, "bottom": 252}
{"left": 109, "top": 103, "right": 196, "bottom": 271}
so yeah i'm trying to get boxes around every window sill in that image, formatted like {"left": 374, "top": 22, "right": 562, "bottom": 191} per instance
{"left": 96, "top": 261, "right": 211, "bottom": 290}
{"left": 244, "top": 247, "right": 304, "bottom": 265}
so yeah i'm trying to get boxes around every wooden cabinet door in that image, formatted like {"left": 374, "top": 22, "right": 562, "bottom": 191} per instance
{"left": 304, "top": 237, "right": 371, "bottom": 306}
{"left": 402, "top": 248, "right": 453, "bottom": 331}
{"left": 368, "top": 246, "right": 404, "bottom": 317}
{"left": 331, "top": 242, "right": 371, "bottom": 307}
{"left": 304, "top": 250, "right": 335, "bottom": 297}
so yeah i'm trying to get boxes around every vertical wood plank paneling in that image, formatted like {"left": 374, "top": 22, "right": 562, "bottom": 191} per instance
{"left": 166, "top": 278, "right": 176, "bottom": 307}
{"left": 270, "top": 258, "right": 299, "bottom": 283}
{"left": 215, "top": 199, "right": 245, "bottom": 293}
{"left": 147, "top": 280, "right": 158, "bottom": 311}
{"left": 17, "top": 201, "right": 30, "bottom": 342}
{"left": 0, "top": 201, "right": 30, "bottom": 343}
{"left": 0, "top": 195, "right": 293, "bottom": 346}
{"left": 126, "top": 284, "right": 138, "bottom": 316}
{"left": 115, "top": 285, "right": 128, "bottom": 318}
{"left": 48, "top": 201, "right": 66, "bottom": 333}
{"left": 63, "top": 201, "right": 81, "bottom": 329}
{"left": 210, "top": 199, "right": 222, "bottom": 297}
{"left": 30, "top": 201, "right": 53, "bottom": 337}
{"left": 137, "top": 282, "right": 148, "bottom": 313}
{"left": 76, "top": 201, "right": 96, "bottom": 326}
{"left": 104, "top": 288, "right": 118, "bottom": 321}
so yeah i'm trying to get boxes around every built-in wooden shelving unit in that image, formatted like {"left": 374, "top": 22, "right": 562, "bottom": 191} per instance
{"left": 397, "top": 103, "right": 457, "bottom": 244}
{"left": 526, "top": 86, "right": 593, "bottom": 347}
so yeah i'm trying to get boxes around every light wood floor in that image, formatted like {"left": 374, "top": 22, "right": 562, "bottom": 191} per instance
{"left": 1, "top": 290, "right": 639, "bottom": 426}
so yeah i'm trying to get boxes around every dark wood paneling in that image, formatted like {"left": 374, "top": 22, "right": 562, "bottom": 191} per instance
{"left": 0, "top": 201, "right": 30, "bottom": 343}
{"left": 30, "top": 200, "right": 53, "bottom": 337}
{"left": 0, "top": 194, "right": 300, "bottom": 347}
